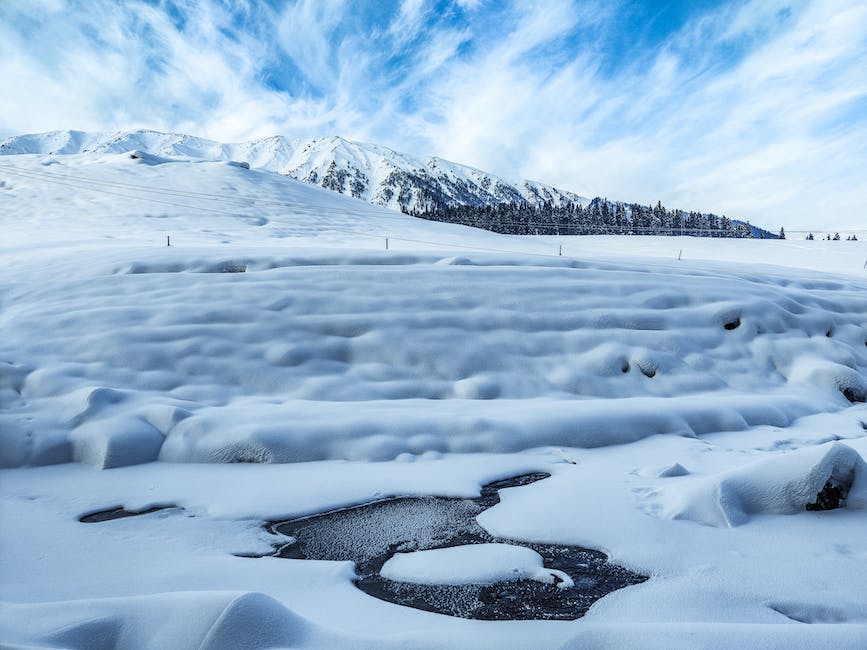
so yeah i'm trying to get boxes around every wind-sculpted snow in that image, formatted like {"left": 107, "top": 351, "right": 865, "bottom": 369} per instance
{"left": 2, "top": 241, "right": 865, "bottom": 468}
{"left": 0, "top": 591, "right": 337, "bottom": 649}
{"left": 0, "top": 153, "right": 864, "bottom": 470}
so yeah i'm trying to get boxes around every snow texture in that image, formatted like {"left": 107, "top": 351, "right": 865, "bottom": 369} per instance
{"left": 1, "top": 147, "right": 867, "bottom": 648}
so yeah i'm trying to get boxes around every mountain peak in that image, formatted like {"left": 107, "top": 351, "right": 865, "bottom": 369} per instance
{"left": 0, "top": 129, "right": 587, "bottom": 214}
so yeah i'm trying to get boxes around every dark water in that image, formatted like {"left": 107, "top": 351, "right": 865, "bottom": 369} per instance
{"left": 265, "top": 473, "right": 647, "bottom": 620}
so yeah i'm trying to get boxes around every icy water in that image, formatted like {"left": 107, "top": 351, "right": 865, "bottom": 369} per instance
{"left": 267, "top": 473, "right": 647, "bottom": 620}
{"left": 77, "top": 473, "right": 647, "bottom": 619}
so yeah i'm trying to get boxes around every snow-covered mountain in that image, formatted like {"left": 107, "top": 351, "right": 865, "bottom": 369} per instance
{"left": 0, "top": 129, "right": 586, "bottom": 213}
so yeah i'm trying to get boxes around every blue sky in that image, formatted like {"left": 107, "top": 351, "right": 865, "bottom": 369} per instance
{"left": 1, "top": 0, "right": 865, "bottom": 230}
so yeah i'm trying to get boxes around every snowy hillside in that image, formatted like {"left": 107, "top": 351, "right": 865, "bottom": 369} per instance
{"left": 0, "top": 129, "right": 586, "bottom": 213}
{"left": 2, "top": 150, "right": 867, "bottom": 648}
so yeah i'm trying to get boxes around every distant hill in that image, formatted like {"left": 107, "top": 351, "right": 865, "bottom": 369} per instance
{"left": 1, "top": 129, "right": 774, "bottom": 237}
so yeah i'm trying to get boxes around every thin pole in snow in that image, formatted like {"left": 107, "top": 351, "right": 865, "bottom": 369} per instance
{"left": 167, "top": 235, "right": 171, "bottom": 247}
{"left": 386, "top": 237, "right": 389, "bottom": 250}
{"left": 678, "top": 249, "right": 682, "bottom": 260}
{"left": 559, "top": 244, "right": 562, "bottom": 256}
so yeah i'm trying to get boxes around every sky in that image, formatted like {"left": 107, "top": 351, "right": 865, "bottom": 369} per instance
{"left": 1, "top": 0, "right": 865, "bottom": 231}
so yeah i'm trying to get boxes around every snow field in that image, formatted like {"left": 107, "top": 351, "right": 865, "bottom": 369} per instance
{"left": 3, "top": 437, "right": 867, "bottom": 647}
{"left": 2, "top": 239, "right": 865, "bottom": 468}
{"left": 2, "top": 151, "right": 867, "bottom": 648}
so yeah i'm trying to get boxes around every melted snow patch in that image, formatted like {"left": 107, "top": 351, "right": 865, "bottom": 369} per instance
{"left": 381, "top": 543, "right": 574, "bottom": 588}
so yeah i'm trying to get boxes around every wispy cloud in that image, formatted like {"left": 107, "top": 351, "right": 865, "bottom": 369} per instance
{"left": 1, "top": 0, "right": 865, "bottom": 229}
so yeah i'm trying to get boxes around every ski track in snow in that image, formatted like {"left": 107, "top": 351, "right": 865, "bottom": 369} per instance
{"left": 1, "top": 151, "right": 867, "bottom": 648}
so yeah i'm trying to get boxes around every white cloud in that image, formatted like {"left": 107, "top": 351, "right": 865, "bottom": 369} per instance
{"left": 403, "top": 0, "right": 867, "bottom": 230}
{"left": 454, "top": 0, "right": 484, "bottom": 10}
{"left": 275, "top": 0, "right": 347, "bottom": 91}
{"left": 388, "top": 0, "right": 429, "bottom": 44}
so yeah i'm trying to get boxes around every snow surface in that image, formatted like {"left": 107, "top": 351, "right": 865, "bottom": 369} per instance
{"left": 380, "top": 543, "right": 574, "bottom": 588}
{"left": 1, "top": 149, "right": 867, "bottom": 648}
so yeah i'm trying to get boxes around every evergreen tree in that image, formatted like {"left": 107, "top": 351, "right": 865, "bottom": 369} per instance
{"left": 413, "top": 196, "right": 758, "bottom": 240}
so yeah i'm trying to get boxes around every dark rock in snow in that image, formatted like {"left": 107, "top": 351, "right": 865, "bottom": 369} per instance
{"left": 79, "top": 504, "right": 178, "bottom": 523}
{"left": 805, "top": 481, "right": 844, "bottom": 511}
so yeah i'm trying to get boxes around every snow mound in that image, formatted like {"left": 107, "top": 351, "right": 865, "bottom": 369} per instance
{"left": 70, "top": 414, "right": 165, "bottom": 469}
{"left": 199, "top": 591, "right": 312, "bottom": 649}
{"left": 787, "top": 356, "right": 867, "bottom": 403}
{"left": 128, "top": 150, "right": 173, "bottom": 165}
{"left": 380, "top": 543, "right": 574, "bottom": 588}
{"left": 657, "top": 442, "right": 867, "bottom": 527}
{"left": 768, "top": 599, "right": 867, "bottom": 624}
{"left": 0, "top": 591, "right": 325, "bottom": 649}
{"left": 634, "top": 462, "right": 691, "bottom": 478}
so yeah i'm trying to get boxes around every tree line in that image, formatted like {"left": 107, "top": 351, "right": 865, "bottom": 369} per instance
{"left": 411, "top": 197, "right": 762, "bottom": 238}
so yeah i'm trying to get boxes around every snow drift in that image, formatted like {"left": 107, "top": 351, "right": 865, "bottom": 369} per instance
{"left": 0, "top": 591, "right": 333, "bottom": 649}
{"left": 658, "top": 442, "right": 867, "bottom": 527}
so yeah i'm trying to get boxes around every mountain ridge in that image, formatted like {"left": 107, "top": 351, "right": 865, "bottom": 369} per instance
{"left": 0, "top": 129, "right": 586, "bottom": 214}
